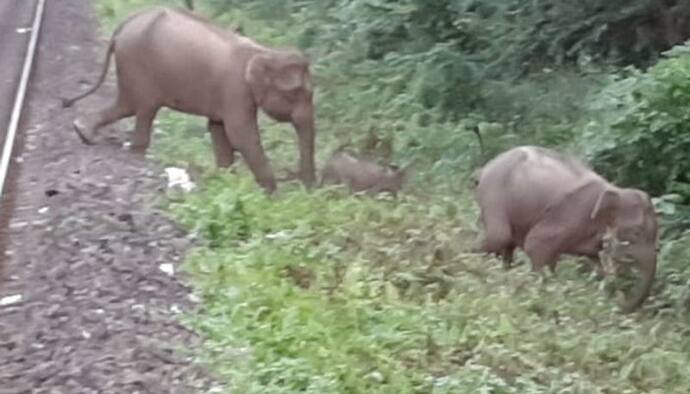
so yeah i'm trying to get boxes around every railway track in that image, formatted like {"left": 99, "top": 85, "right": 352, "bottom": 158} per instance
{"left": 0, "top": 0, "right": 46, "bottom": 199}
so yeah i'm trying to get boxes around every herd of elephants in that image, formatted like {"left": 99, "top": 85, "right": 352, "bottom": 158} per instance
{"left": 61, "top": 6, "right": 659, "bottom": 312}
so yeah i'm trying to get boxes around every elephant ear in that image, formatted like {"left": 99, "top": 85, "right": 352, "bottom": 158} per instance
{"left": 245, "top": 54, "right": 272, "bottom": 105}
{"left": 590, "top": 188, "right": 620, "bottom": 223}
{"left": 535, "top": 181, "right": 614, "bottom": 240}
{"left": 273, "top": 65, "right": 304, "bottom": 92}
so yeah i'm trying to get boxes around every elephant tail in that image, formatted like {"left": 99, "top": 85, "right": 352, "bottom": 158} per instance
{"left": 61, "top": 39, "right": 115, "bottom": 108}
{"left": 471, "top": 125, "right": 485, "bottom": 156}
{"left": 61, "top": 38, "right": 116, "bottom": 108}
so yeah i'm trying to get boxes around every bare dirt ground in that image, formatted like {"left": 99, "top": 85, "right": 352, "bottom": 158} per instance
{"left": 0, "top": 1, "right": 216, "bottom": 392}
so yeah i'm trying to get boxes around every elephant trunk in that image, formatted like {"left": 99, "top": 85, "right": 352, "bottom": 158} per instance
{"left": 620, "top": 254, "right": 656, "bottom": 313}
{"left": 293, "top": 109, "right": 316, "bottom": 187}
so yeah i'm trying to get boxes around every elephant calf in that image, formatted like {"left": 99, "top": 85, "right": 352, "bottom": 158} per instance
{"left": 320, "top": 150, "right": 406, "bottom": 196}
{"left": 62, "top": 6, "right": 316, "bottom": 193}
{"left": 474, "top": 145, "right": 658, "bottom": 312}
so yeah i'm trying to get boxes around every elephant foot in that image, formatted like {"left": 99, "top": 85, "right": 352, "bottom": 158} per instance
{"left": 61, "top": 97, "right": 75, "bottom": 108}
{"left": 72, "top": 120, "right": 93, "bottom": 145}
{"left": 300, "top": 173, "right": 316, "bottom": 189}
{"left": 276, "top": 169, "right": 299, "bottom": 183}
{"left": 258, "top": 178, "right": 277, "bottom": 195}
{"left": 127, "top": 143, "right": 149, "bottom": 155}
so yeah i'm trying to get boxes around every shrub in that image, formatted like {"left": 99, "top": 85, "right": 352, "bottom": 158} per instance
{"left": 582, "top": 45, "right": 690, "bottom": 207}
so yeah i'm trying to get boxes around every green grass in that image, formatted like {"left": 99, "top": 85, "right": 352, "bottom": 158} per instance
{"left": 95, "top": 2, "right": 690, "bottom": 393}
{"left": 168, "top": 174, "right": 690, "bottom": 393}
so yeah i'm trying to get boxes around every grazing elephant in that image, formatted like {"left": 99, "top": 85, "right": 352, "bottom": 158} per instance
{"left": 474, "top": 146, "right": 658, "bottom": 312}
{"left": 62, "top": 6, "right": 316, "bottom": 193}
{"left": 320, "top": 150, "right": 406, "bottom": 196}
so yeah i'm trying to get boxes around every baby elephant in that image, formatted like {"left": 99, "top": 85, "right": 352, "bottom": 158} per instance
{"left": 475, "top": 145, "right": 658, "bottom": 312}
{"left": 320, "top": 150, "right": 406, "bottom": 196}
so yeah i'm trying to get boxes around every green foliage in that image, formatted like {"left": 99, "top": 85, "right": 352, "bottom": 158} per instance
{"left": 94, "top": 1, "right": 690, "bottom": 392}
{"left": 170, "top": 174, "right": 690, "bottom": 393}
{"left": 583, "top": 46, "right": 690, "bottom": 206}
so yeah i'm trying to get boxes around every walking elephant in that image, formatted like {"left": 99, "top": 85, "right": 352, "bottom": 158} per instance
{"left": 474, "top": 146, "right": 659, "bottom": 312}
{"left": 62, "top": 6, "right": 316, "bottom": 193}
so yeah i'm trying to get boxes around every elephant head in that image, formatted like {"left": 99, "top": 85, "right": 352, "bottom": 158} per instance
{"left": 590, "top": 187, "right": 659, "bottom": 311}
{"left": 246, "top": 51, "right": 316, "bottom": 186}
{"left": 379, "top": 164, "right": 408, "bottom": 196}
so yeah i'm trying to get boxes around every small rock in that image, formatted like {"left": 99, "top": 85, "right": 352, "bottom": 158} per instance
{"left": 9, "top": 221, "right": 28, "bottom": 230}
{"left": 117, "top": 213, "right": 134, "bottom": 225}
{"left": 46, "top": 304, "right": 62, "bottom": 317}
{"left": 0, "top": 294, "right": 22, "bottom": 306}
{"left": 45, "top": 189, "right": 60, "bottom": 197}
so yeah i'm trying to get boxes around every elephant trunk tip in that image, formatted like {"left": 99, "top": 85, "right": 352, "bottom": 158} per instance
{"left": 619, "top": 257, "right": 657, "bottom": 313}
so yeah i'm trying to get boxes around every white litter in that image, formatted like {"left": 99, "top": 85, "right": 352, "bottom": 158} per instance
{"left": 164, "top": 167, "right": 196, "bottom": 192}
{"left": 0, "top": 294, "right": 22, "bottom": 306}
{"left": 38, "top": 206, "right": 49, "bottom": 214}
{"left": 265, "top": 230, "right": 292, "bottom": 240}
{"left": 16, "top": 27, "right": 32, "bottom": 34}
{"left": 159, "top": 263, "right": 175, "bottom": 276}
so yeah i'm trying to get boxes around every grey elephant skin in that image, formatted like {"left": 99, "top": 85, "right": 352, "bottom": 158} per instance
{"left": 474, "top": 146, "right": 658, "bottom": 312}
{"left": 320, "top": 150, "right": 406, "bottom": 196}
{"left": 63, "top": 6, "right": 316, "bottom": 193}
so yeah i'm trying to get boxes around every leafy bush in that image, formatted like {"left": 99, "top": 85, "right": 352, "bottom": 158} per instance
{"left": 583, "top": 46, "right": 690, "bottom": 206}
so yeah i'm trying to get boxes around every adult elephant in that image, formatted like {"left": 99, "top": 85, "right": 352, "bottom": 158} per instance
{"left": 62, "top": 6, "right": 316, "bottom": 193}
{"left": 474, "top": 146, "right": 659, "bottom": 312}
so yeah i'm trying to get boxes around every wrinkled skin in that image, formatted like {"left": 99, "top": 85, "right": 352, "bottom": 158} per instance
{"left": 62, "top": 6, "right": 316, "bottom": 193}
{"left": 475, "top": 146, "right": 658, "bottom": 312}
{"left": 320, "top": 151, "right": 406, "bottom": 196}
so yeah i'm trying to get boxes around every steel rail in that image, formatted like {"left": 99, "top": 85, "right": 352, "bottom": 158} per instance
{"left": 0, "top": 0, "right": 46, "bottom": 198}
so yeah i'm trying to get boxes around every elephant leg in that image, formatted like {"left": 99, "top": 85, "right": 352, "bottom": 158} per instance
{"left": 523, "top": 231, "right": 560, "bottom": 273}
{"left": 295, "top": 125, "right": 315, "bottom": 187}
{"left": 74, "top": 94, "right": 133, "bottom": 145}
{"left": 224, "top": 118, "right": 276, "bottom": 193}
{"left": 130, "top": 107, "right": 159, "bottom": 153}
{"left": 501, "top": 245, "right": 516, "bottom": 270}
{"left": 208, "top": 120, "right": 235, "bottom": 168}
{"left": 479, "top": 216, "right": 515, "bottom": 269}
